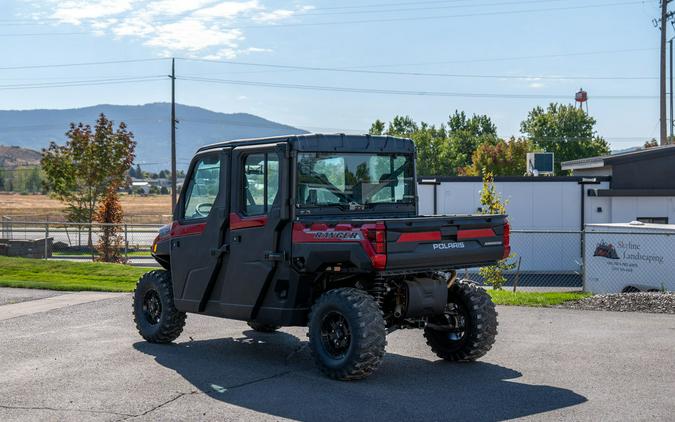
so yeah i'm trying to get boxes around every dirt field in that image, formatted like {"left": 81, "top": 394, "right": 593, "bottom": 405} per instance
{"left": 0, "top": 193, "right": 172, "bottom": 224}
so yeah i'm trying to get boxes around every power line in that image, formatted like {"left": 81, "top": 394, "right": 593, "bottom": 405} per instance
{"left": 190, "top": 0, "right": 646, "bottom": 30}
{"left": 0, "top": 0, "right": 609, "bottom": 25}
{"left": 0, "top": 58, "right": 169, "bottom": 71}
{"left": 0, "top": 0, "right": 645, "bottom": 34}
{"left": 179, "top": 58, "right": 657, "bottom": 81}
{"left": 177, "top": 75, "right": 659, "bottom": 100}
{"left": 0, "top": 76, "right": 166, "bottom": 91}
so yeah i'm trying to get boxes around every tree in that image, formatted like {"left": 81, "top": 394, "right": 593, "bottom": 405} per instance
{"left": 369, "top": 119, "right": 386, "bottom": 135}
{"left": 464, "top": 137, "right": 532, "bottom": 176}
{"left": 134, "top": 164, "right": 143, "bottom": 179}
{"left": 94, "top": 187, "right": 126, "bottom": 263}
{"left": 41, "top": 113, "right": 136, "bottom": 245}
{"left": 520, "top": 103, "right": 610, "bottom": 173}
{"left": 447, "top": 110, "right": 498, "bottom": 169}
{"left": 369, "top": 111, "right": 499, "bottom": 176}
{"left": 477, "top": 171, "right": 515, "bottom": 290}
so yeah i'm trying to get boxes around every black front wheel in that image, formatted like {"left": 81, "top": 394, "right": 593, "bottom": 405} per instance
{"left": 133, "top": 270, "right": 186, "bottom": 343}
{"left": 307, "top": 288, "right": 386, "bottom": 381}
{"left": 423, "top": 280, "right": 498, "bottom": 361}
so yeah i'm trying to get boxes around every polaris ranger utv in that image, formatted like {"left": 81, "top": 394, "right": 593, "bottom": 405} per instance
{"left": 133, "top": 134, "right": 509, "bottom": 380}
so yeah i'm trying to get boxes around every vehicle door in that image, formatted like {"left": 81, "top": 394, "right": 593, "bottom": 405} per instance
{"left": 218, "top": 143, "right": 289, "bottom": 320}
{"left": 170, "top": 148, "right": 230, "bottom": 312}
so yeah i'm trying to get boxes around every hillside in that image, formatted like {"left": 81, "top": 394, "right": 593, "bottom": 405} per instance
{"left": 0, "top": 103, "right": 307, "bottom": 170}
{"left": 0, "top": 145, "right": 41, "bottom": 167}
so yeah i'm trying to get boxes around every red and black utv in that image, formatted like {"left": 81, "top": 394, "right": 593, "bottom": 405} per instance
{"left": 134, "top": 134, "right": 509, "bottom": 380}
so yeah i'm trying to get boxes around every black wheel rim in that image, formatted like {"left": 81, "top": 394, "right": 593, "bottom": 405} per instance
{"left": 319, "top": 311, "right": 352, "bottom": 359}
{"left": 143, "top": 290, "right": 162, "bottom": 325}
{"left": 428, "top": 300, "right": 470, "bottom": 350}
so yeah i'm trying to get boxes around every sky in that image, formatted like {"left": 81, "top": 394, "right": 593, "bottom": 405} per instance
{"left": 0, "top": 0, "right": 667, "bottom": 149}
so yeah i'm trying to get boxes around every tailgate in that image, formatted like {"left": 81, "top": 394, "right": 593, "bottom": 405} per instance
{"left": 385, "top": 215, "right": 508, "bottom": 271}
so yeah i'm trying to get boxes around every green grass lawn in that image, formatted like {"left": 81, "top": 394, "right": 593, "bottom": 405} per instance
{"left": 0, "top": 256, "right": 147, "bottom": 292}
{"left": 488, "top": 290, "right": 591, "bottom": 306}
{"left": 0, "top": 256, "right": 592, "bottom": 305}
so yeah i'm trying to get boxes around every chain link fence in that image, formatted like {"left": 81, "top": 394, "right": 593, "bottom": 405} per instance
{"left": 0, "top": 220, "right": 162, "bottom": 265}
{"left": 1, "top": 222, "right": 673, "bottom": 293}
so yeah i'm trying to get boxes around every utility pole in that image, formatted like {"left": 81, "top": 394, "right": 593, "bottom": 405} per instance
{"left": 170, "top": 58, "right": 177, "bottom": 211}
{"left": 658, "top": 1, "right": 675, "bottom": 145}
{"left": 671, "top": 38, "right": 674, "bottom": 142}
{"left": 661, "top": 1, "right": 668, "bottom": 145}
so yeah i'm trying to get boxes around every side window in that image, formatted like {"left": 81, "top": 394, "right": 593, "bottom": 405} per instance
{"left": 182, "top": 154, "right": 220, "bottom": 221}
{"left": 243, "top": 152, "right": 279, "bottom": 215}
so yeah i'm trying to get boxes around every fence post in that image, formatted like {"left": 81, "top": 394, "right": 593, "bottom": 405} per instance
{"left": 124, "top": 224, "right": 128, "bottom": 262}
{"left": 581, "top": 228, "right": 587, "bottom": 292}
{"left": 44, "top": 223, "right": 49, "bottom": 260}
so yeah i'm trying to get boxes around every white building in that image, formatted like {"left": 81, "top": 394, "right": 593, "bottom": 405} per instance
{"left": 416, "top": 144, "right": 675, "bottom": 285}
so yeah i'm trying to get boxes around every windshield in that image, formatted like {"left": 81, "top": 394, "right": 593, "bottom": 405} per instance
{"left": 297, "top": 152, "right": 415, "bottom": 209}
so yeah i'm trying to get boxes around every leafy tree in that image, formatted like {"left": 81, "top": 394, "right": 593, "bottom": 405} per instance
{"left": 478, "top": 171, "right": 515, "bottom": 290}
{"left": 41, "top": 113, "right": 136, "bottom": 244}
{"left": 369, "top": 119, "right": 386, "bottom": 135}
{"left": 95, "top": 187, "right": 126, "bottom": 263}
{"left": 370, "top": 112, "right": 498, "bottom": 176}
{"left": 447, "top": 110, "right": 498, "bottom": 169}
{"left": 520, "top": 103, "right": 609, "bottom": 173}
{"left": 134, "top": 164, "right": 143, "bottom": 179}
{"left": 464, "top": 137, "right": 532, "bottom": 176}
{"left": 160, "top": 186, "right": 169, "bottom": 195}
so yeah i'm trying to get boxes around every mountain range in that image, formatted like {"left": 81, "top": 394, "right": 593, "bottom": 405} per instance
{"left": 0, "top": 103, "right": 307, "bottom": 170}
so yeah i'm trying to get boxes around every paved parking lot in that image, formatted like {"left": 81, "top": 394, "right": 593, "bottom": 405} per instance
{"left": 0, "top": 288, "right": 673, "bottom": 421}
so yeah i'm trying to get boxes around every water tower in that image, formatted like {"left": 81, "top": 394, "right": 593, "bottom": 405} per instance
{"left": 575, "top": 88, "right": 589, "bottom": 113}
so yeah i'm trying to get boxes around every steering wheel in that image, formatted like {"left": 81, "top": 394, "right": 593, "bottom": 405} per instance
{"left": 195, "top": 202, "right": 213, "bottom": 217}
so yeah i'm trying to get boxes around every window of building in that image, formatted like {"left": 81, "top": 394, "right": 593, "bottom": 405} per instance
{"left": 637, "top": 217, "right": 669, "bottom": 224}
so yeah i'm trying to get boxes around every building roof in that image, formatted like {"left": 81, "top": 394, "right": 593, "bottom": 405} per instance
{"left": 561, "top": 144, "right": 675, "bottom": 171}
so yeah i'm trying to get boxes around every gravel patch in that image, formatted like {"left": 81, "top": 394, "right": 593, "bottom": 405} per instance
{"left": 559, "top": 292, "right": 675, "bottom": 314}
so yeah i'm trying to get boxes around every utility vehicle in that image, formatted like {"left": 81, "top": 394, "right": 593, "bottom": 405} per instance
{"left": 133, "top": 134, "right": 508, "bottom": 380}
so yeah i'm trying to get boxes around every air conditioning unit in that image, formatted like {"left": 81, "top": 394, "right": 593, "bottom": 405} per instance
{"left": 527, "top": 152, "right": 554, "bottom": 176}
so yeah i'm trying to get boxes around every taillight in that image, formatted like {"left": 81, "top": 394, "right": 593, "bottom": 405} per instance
{"left": 374, "top": 221, "right": 386, "bottom": 254}
{"left": 502, "top": 220, "right": 511, "bottom": 259}
{"left": 362, "top": 221, "right": 387, "bottom": 270}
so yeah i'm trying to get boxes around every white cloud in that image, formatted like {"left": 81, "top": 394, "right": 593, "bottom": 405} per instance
{"left": 49, "top": 0, "right": 137, "bottom": 25}
{"left": 528, "top": 82, "right": 545, "bottom": 89}
{"left": 25, "top": 1, "right": 312, "bottom": 58}
{"left": 193, "top": 1, "right": 262, "bottom": 19}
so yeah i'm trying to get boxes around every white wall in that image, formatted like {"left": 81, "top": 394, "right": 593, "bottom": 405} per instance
{"left": 416, "top": 180, "right": 618, "bottom": 273}
{"left": 610, "top": 197, "right": 675, "bottom": 223}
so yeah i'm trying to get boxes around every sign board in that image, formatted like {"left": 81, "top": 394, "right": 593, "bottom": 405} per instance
{"left": 584, "top": 223, "right": 675, "bottom": 293}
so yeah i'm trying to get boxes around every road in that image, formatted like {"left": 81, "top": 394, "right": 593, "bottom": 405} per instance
{"left": 0, "top": 288, "right": 673, "bottom": 421}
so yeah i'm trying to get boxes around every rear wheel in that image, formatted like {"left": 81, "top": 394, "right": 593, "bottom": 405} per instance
{"left": 307, "top": 288, "right": 386, "bottom": 380}
{"left": 133, "top": 270, "right": 186, "bottom": 343}
{"left": 423, "top": 280, "right": 497, "bottom": 361}
{"left": 247, "top": 321, "right": 280, "bottom": 333}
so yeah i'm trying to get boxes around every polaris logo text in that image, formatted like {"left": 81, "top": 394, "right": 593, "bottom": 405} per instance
{"left": 433, "top": 242, "right": 465, "bottom": 250}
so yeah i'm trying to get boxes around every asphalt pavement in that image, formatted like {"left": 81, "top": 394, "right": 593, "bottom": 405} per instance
{"left": 0, "top": 288, "right": 673, "bottom": 421}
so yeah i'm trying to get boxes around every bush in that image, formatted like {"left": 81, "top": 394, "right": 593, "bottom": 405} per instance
{"left": 478, "top": 170, "right": 515, "bottom": 290}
